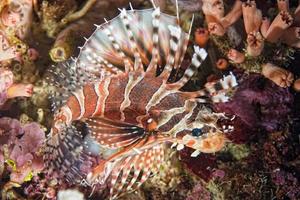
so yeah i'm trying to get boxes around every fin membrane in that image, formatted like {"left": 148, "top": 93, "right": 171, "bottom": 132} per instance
{"left": 44, "top": 124, "right": 91, "bottom": 183}
{"left": 76, "top": 8, "right": 189, "bottom": 78}
{"left": 86, "top": 117, "right": 146, "bottom": 149}
{"left": 109, "top": 144, "right": 165, "bottom": 199}
{"left": 46, "top": 61, "right": 96, "bottom": 112}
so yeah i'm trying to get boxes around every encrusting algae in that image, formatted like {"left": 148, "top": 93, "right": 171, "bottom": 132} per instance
{"left": 1, "top": 0, "right": 300, "bottom": 200}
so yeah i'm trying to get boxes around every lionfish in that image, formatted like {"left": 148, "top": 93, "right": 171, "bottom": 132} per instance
{"left": 44, "top": 2, "right": 237, "bottom": 199}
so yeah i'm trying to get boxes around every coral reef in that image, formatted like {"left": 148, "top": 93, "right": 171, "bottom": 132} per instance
{"left": 203, "top": 0, "right": 300, "bottom": 89}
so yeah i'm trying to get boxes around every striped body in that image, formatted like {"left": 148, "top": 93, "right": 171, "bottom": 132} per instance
{"left": 45, "top": 4, "right": 238, "bottom": 199}
{"left": 54, "top": 72, "right": 191, "bottom": 133}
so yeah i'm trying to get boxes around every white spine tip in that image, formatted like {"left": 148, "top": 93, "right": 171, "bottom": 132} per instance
{"left": 129, "top": 2, "right": 134, "bottom": 10}
{"left": 229, "top": 72, "right": 238, "bottom": 87}
{"left": 176, "top": 143, "right": 184, "bottom": 151}
{"left": 171, "top": 142, "right": 178, "bottom": 148}
{"left": 191, "top": 150, "right": 201, "bottom": 157}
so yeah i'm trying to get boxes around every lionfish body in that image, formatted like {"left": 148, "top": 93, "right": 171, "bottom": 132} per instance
{"left": 45, "top": 5, "right": 237, "bottom": 199}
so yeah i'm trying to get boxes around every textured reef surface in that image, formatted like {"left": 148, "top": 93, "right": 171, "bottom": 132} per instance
{"left": 1, "top": 0, "right": 300, "bottom": 199}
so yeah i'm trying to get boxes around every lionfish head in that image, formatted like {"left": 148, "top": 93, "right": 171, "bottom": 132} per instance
{"left": 146, "top": 105, "right": 230, "bottom": 156}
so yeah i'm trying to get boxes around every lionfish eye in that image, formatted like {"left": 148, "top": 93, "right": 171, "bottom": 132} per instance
{"left": 191, "top": 128, "right": 203, "bottom": 137}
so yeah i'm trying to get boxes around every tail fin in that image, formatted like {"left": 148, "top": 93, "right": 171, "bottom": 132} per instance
{"left": 44, "top": 124, "right": 91, "bottom": 183}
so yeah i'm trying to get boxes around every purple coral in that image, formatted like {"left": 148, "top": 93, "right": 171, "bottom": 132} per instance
{"left": 215, "top": 73, "right": 293, "bottom": 143}
{"left": 0, "top": 117, "right": 45, "bottom": 184}
{"left": 186, "top": 182, "right": 211, "bottom": 200}
{"left": 271, "top": 169, "right": 300, "bottom": 200}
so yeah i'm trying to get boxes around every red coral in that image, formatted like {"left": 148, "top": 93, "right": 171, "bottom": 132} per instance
{"left": 179, "top": 147, "right": 217, "bottom": 181}
{"left": 186, "top": 182, "right": 211, "bottom": 200}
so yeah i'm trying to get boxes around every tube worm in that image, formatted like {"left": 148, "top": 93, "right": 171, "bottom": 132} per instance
{"left": 277, "top": 0, "right": 289, "bottom": 12}
{"left": 260, "top": 17, "right": 270, "bottom": 38}
{"left": 281, "top": 27, "right": 300, "bottom": 46}
{"left": 27, "top": 48, "right": 39, "bottom": 61}
{"left": 220, "top": 0, "right": 242, "bottom": 29}
{"left": 246, "top": 31, "right": 264, "bottom": 57}
{"left": 265, "top": 11, "right": 293, "bottom": 43}
{"left": 242, "top": 0, "right": 262, "bottom": 34}
{"left": 203, "top": 0, "right": 242, "bottom": 37}
{"left": 208, "top": 22, "right": 226, "bottom": 36}
{"left": 49, "top": 29, "right": 75, "bottom": 62}
{"left": 7, "top": 83, "right": 33, "bottom": 99}
{"left": 195, "top": 28, "right": 209, "bottom": 47}
{"left": 294, "top": 4, "right": 300, "bottom": 26}
{"left": 60, "top": 0, "right": 97, "bottom": 24}
{"left": 227, "top": 48, "right": 245, "bottom": 64}
{"left": 216, "top": 58, "right": 228, "bottom": 70}
{"left": 205, "top": 14, "right": 220, "bottom": 24}
{"left": 262, "top": 62, "right": 294, "bottom": 88}
{"left": 293, "top": 78, "right": 300, "bottom": 92}
{"left": 202, "top": 0, "right": 225, "bottom": 21}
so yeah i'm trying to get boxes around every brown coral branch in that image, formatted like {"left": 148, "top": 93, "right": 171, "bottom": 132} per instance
{"left": 281, "top": 27, "right": 300, "bottom": 46}
{"left": 242, "top": 0, "right": 262, "bottom": 34}
{"left": 61, "top": 0, "right": 97, "bottom": 24}
{"left": 246, "top": 31, "right": 264, "bottom": 57}
{"left": 277, "top": 0, "right": 289, "bottom": 12}
{"left": 205, "top": 14, "right": 219, "bottom": 24}
{"left": 50, "top": 0, "right": 143, "bottom": 62}
{"left": 265, "top": 11, "right": 293, "bottom": 43}
{"left": 208, "top": 22, "right": 226, "bottom": 36}
{"left": 220, "top": 0, "right": 242, "bottom": 29}
{"left": 262, "top": 62, "right": 294, "bottom": 87}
